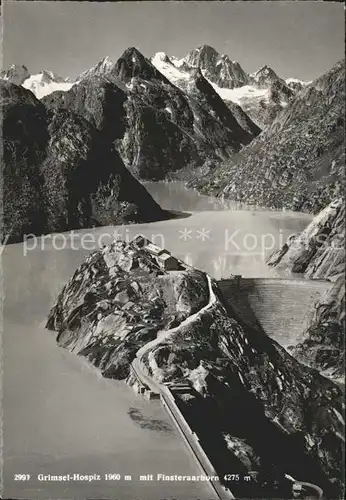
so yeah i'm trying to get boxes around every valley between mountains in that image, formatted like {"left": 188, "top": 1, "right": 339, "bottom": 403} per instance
{"left": 1, "top": 45, "right": 344, "bottom": 500}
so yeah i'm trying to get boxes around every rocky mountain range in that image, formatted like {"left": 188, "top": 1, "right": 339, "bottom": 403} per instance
{"left": 0, "top": 64, "right": 74, "bottom": 98}
{"left": 150, "top": 46, "right": 304, "bottom": 129}
{"left": 0, "top": 80, "right": 167, "bottom": 243}
{"left": 0, "top": 64, "right": 31, "bottom": 85}
{"left": 0, "top": 46, "right": 263, "bottom": 241}
{"left": 26, "top": 47, "right": 261, "bottom": 181}
{"left": 1, "top": 44, "right": 307, "bottom": 131}
{"left": 47, "top": 239, "right": 344, "bottom": 499}
{"left": 179, "top": 45, "right": 251, "bottom": 88}
{"left": 191, "top": 59, "right": 345, "bottom": 214}
{"left": 268, "top": 198, "right": 345, "bottom": 383}
{"left": 1, "top": 49, "right": 343, "bottom": 238}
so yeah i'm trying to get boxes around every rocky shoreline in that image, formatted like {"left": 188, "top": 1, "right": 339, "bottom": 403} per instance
{"left": 189, "top": 60, "right": 345, "bottom": 215}
{"left": 268, "top": 198, "right": 345, "bottom": 384}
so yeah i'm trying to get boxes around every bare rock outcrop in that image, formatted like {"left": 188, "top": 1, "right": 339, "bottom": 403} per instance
{"left": 0, "top": 81, "right": 48, "bottom": 242}
{"left": 268, "top": 198, "right": 345, "bottom": 279}
{"left": 268, "top": 199, "right": 345, "bottom": 382}
{"left": 1, "top": 80, "right": 166, "bottom": 243}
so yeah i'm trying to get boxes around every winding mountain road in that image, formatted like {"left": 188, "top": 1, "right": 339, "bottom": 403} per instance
{"left": 296, "top": 481, "right": 324, "bottom": 499}
{"left": 136, "top": 274, "right": 217, "bottom": 361}
{"left": 133, "top": 273, "right": 325, "bottom": 500}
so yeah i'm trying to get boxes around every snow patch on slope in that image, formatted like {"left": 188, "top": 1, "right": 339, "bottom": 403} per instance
{"left": 151, "top": 51, "right": 273, "bottom": 109}
{"left": 151, "top": 52, "right": 190, "bottom": 86}
{"left": 286, "top": 78, "right": 311, "bottom": 86}
{"left": 208, "top": 82, "right": 268, "bottom": 104}
{"left": 22, "top": 73, "right": 74, "bottom": 99}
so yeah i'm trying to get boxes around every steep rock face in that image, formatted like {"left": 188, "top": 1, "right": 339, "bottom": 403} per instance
{"left": 268, "top": 198, "right": 345, "bottom": 279}
{"left": 184, "top": 45, "right": 250, "bottom": 89}
{"left": 47, "top": 241, "right": 344, "bottom": 499}
{"left": 0, "top": 64, "right": 30, "bottom": 85}
{"left": 44, "top": 50, "right": 257, "bottom": 181}
{"left": 268, "top": 199, "right": 345, "bottom": 381}
{"left": 152, "top": 46, "right": 301, "bottom": 130}
{"left": 0, "top": 82, "right": 48, "bottom": 242}
{"left": 286, "top": 79, "right": 305, "bottom": 93}
{"left": 40, "top": 107, "right": 167, "bottom": 229}
{"left": 1, "top": 81, "right": 166, "bottom": 243}
{"left": 113, "top": 47, "right": 171, "bottom": 86}
{"left": 42, "top": 76, "right": 127, "bottom": 140}
{"left": 51, "top": 64, "right": 201, "bottom": 180}
{"left": 110, "top": 48, "right": 259, "bottom": 179}
{"left": 292, "top": 278, "right": 345, "bottom": 382}
{"left": 190, "top": 60, "right": 345, "bottom": 213}
{"left": 184, "top": 44, "right": 219, "bottom": 68}
{"left": 41, "top": 109, "right": 160, "bottom": 230}
{"left": 41, "top": 109, "right": 96, "bottom": 231}
{"left": 251, "top": 65, "right": 286, "bottom": 89}
{"left": 149, "top": 54, "right": 260, "bottom": 141}
{"left": 268, "top": 79, "right": 295, "bottom": 106}
{"left": 186, "top": 69, "right": 260, "bottom": 147}
{"left": 119, "top": 98, "right": 200, "bottom": 180}
{"left": 42, "top": 77, "right": 168, "bottom": 225}
{"left": 75, "top": 56, "right": 115, "bottom": 82}
{"left": 224, "top": 99, "right": 261, "bottom": 137}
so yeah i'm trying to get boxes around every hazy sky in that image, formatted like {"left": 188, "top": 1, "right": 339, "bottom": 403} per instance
{"left": 2, "top": 1, "right": 345, "bottom": 81}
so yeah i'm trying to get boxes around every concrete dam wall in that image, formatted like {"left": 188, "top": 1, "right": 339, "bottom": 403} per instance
{"left": 217, "top": 278, "right": 333, "bottom": 348}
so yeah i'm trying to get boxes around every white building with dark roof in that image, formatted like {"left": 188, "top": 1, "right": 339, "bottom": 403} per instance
{"left": 130, "top": 237, "right": 180, "bottom": 271}
{"left": 156, "top": 252, "right": 179, "bottom": 271}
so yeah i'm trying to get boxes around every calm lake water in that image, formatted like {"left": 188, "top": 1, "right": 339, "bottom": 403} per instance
{"left": 2, "top": 181, "right": 312, "bottom": 499}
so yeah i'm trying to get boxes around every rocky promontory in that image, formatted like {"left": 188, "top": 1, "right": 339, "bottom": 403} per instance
{"left": 47, "top": 239, "right": 344, "bottom": 499}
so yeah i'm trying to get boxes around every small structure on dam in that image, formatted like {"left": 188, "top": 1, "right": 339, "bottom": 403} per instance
{"left": 217, "top": 276, "right": 333, "bottom": 348}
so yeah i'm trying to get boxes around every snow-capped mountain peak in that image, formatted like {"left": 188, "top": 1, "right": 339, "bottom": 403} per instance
{"left": 21, "top": 71, "right": 74, "bottom": 99}
{"left": 40, "top": 70, "right": 70, "bottom": 84}
{"left": 286, "top": 77, "right": 311, "bottom": 85}
{"left": 2, "top": 45, "right": 307, "bottom": 128}
{"left": 114, "top": 47, "right": 170, "bottom": 85}
{"left": 150, "top": 52, "right": 191, "bottom": 88}
{"left": 173, "top": 45, "right": 250, "bottom": 89}
{"left": 251, "top": 65, "right": 283, "bottom": 88}
{"left": 0, "top": 64, "right": 74, "bottom": 99}
{"left": 150, "top": 46, "right": 306, "bottom": 128}
{"left": 76, "top": 56, "right": 115, "bottom": 82}
{"left": 151, "top": 52, "right": 172, "bottom": 65}
{"left": 94, "top": 55, "right": 114, "bottom": 73}
{"left": 184, "top": 44, "right": 219, "bottom": 68}
{"left": 285, "top": 77, "right": 311, "bottom": 92}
